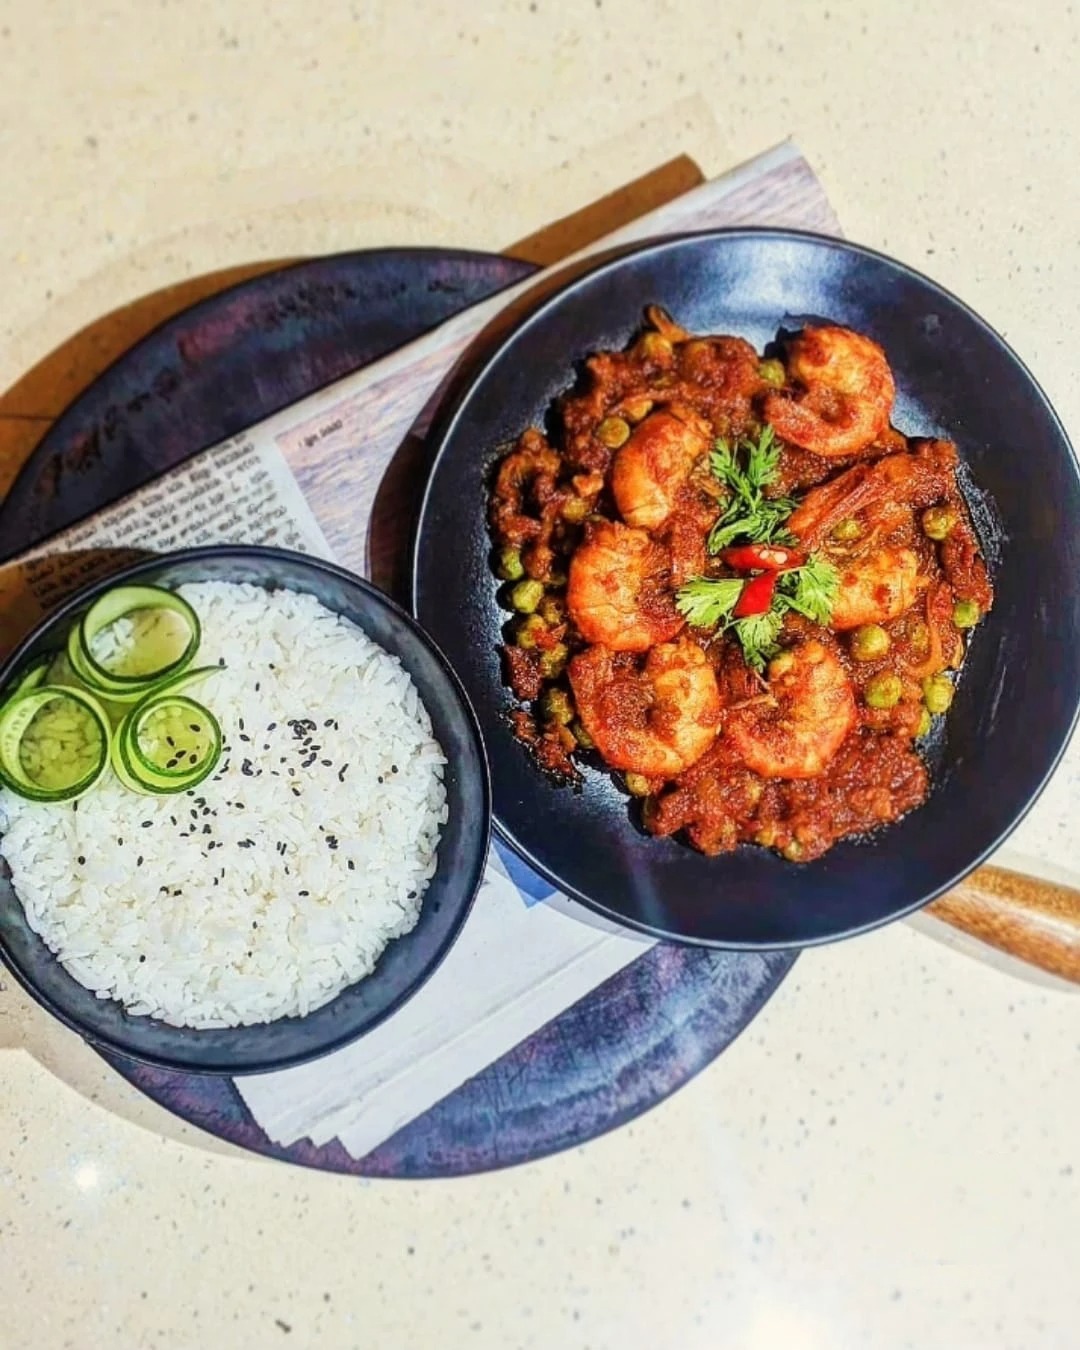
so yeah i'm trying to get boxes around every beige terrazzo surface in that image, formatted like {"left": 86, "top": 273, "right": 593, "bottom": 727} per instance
{"left": 1, "top": 3, "right": 1079, "bottom": 1348}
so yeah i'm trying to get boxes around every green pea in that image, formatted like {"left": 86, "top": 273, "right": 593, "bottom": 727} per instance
{"left": 915, "top": 707, "right": 933, "bottom": 738}
{"left": 496, "top": 546, "right": 524, "bottom": 581}
{"left": 921, "top": 505, "right": 958, "bottom": 541}
{"left": 621, "top": 396, "right": 654, "bottom": 423}
{"left": 539, "top": 687, "right": 574, "bottom": 725}
{"left": 596, "top": 417, "right": 631, "bottom": 449}
{"left": 515, "top": 615, "right": 547, "bottom": 650}
{"left": 922, "top": 673, "right": 955, "bottom": 714}
{"left": 538, "top": 643, "right": 569, "bottom": 679}
{"left": 952, "top": 599, "right": 980, "bottom": 629}
{"left": 865, "top": 672, "right": 903, "bottom": 710}
{"left": 624, "top": 772, "right": 652, "bottom": 798}
{"left": 637, "top": 332, "right": 673, "bottom": 364}
{"left": 538, "top": 595, "right": 567, "bottom": 626}
{"left": 560, "top": 496, "right": 590, "bottom": 523}
{"left": 758, "top": 358, "right": 786, "bottom": 387}
{"left": 830, "top": 517, "right": 863, "bottom": 543}
{"left": 850, "top": 624, "right": 891, "bottom": 662}
{"left": 509, "top": 579, "right": 545, "bottom": 614}
{"left": 571, "top": 720, "right": 595, "bottom": 750}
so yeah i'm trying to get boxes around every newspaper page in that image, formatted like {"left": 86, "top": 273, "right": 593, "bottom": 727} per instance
{"left": 0, "top": 402, "right": 651, "bottom": 1161}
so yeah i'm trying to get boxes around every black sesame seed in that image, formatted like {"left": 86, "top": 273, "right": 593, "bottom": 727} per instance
{"left": 391, "top": 764, "right": 398, "bottom": 774}
{"left": 141, "top": 819, "right": 152, "bottom": 828}
{"left": 321, "top": 759, "right": 332, "bottom": 767}
{"left": 117, "top": 837, "right": 124, "bottom": 846}
{"left": 291, "top": 787, "right": 301, "bottom": 797}
{"left": 202, "top": 824, "right": 211, "bottom": 835}
{"left": 298, "top": 890, "right": 309, "bottom": 897}
{"left": 139, "top": 955, "right": 146, "bottom": 963}
{"left": 323, "top": 719, "right": 334, "bottom": 728}
{"left": 238, "top": 718, "right": 245, "bottom": 731}
{"left": 77, "top": 855, "right": 86, "bottom": 865}
{"left": 377, "top": 776, "right": 384, "bottom": 784}
{"left": 338, "top": 765, "right": 348, "bottom": 782}
{"left": 170, "top": 815, "right": 177, "bottom": 826}
{"left": 239, "top": 733, "right": 251, "bottom": 743}
{"left": 254, "top": 682, "right": 260, "bottom": 693}
{"left": 136, "top": 855, "right": 144, "bottom": 866}
{"left": 267, "top": 722, "right": 277, "bottom": 731}
{"left": 347, "top": 860, "right": 355, "bottom": 871}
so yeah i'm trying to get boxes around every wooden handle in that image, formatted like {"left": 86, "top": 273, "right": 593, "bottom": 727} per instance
{"left": 926, "top": 865, "right": 1080, "bottom": 984}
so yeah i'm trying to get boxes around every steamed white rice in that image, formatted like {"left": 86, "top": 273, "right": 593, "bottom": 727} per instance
{"left": 0, "top": 582, "right": 448, "bottom": 1029}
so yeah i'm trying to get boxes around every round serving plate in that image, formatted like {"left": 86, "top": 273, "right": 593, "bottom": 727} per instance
{"left": 0, "top": 247, "right": 794, "bottom": 1176}
{"left": 413, "top": 228, "right": 1080, "bottom": 951}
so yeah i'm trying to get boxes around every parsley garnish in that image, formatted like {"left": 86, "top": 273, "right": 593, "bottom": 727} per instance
{"left": 777, "top": 555, "right": 841, "bottom": 626}
{"left": 675, "top": 426, "right": 842, "bottom": 671}
{"left": 730, "top": 610, "right": 786, "bottom": 672}
{"left": 707, "top": 426, "right": 797, "bottom": 552}
{"left": 674, "top": 577, "right": 743, "bottom": 630}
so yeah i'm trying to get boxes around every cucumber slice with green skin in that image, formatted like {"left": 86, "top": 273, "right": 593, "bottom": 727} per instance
{"left": 113, "top": 692, "right": 223, "bottom": 796}
{"left": 1, "top": 655, "right": 51, "bottom": 705}
{"left": 72, "top": 585, "right": 200, "bottom": 698}
{"left": 0, "top": 685, "right": 111, "bottom": 802}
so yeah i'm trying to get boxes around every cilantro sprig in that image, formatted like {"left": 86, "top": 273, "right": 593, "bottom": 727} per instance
{"left": 707, "top": 425, "right": 797, "bottom": 552}
{"left": 675, "top": 427, "right": 841, "bottom": 671}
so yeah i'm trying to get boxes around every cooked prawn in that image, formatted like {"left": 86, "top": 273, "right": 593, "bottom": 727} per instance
{"left": 763, "top": 325, "right": 895, "bottom": 459}
{"left": 830, "top": 546, "right": 921, "bottom": 630}
{"left": 611, "top": 407, "right": 711, "bottom": 530}
{"left": 568, "top": 638, "right": 722, "bottom": 778}
{"left": 566, "top": 519, "right": 684, "bottom": 652}
{"left": 725, "top": 640, "right": 856, "bottom": 779}
{"left": 787, "top": 441, "right": 957, "bottom": 547}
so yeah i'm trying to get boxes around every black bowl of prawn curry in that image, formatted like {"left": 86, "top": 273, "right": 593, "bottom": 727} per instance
{"left": 412, "top": 229, "right": 1080, "bottom": 950}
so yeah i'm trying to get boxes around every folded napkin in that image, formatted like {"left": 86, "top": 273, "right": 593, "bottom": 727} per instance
{"left": 236, "top": 849, "right": 652, "bottom": 1155}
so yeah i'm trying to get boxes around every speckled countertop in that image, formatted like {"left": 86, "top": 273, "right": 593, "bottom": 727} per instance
{"left": 2, "top": 3, "right": 1079, "bottom": 1348}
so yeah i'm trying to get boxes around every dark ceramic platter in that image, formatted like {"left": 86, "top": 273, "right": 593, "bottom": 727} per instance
{"left": 0, "top": 249, "right": 794, "bottom": 1176}
{"left": 413, "top": 230, "right": 1080, "bottom": 950}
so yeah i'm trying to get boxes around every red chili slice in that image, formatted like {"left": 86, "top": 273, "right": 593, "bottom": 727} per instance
{"left": 720, "top": 543, "right": 806, "bottom": 571}
{"left": 733, "top": 571, "right": 778, "bottom": 618}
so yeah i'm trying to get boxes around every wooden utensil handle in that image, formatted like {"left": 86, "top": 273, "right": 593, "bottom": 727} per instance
{"left": 927, "top": 865, "right": 1080, "bottom": 984}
